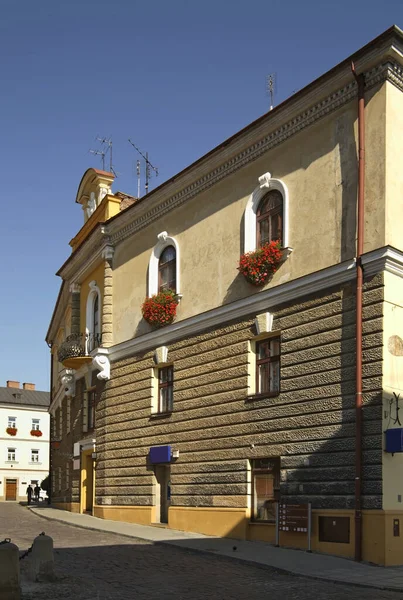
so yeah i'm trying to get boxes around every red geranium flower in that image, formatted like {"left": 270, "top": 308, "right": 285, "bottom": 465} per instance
{"left": 142, "top": 289, "right": 179, "bottom": 327}
{"left": 238, "top": 240, "right": 282, "bottom": 286}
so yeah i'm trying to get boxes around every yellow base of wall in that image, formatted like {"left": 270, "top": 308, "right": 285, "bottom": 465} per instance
{"left": 169, "top": 506, "right": 248, "bottom": 539}
{"left": 47, "top": 502, "right": 403, "bottom": 566}
{"left": 93, "top": 505, "right": 153, "bottom": 525}
{"left": 52, "top": 502, "right": 80, "bottom": 513}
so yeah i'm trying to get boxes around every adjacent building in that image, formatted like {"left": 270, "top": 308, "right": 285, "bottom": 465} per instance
{"left": 0, "top": 381, "right": 50, "bottom": 501}
{"left": 47, "top": 26, "right": 403, "bottom": 565}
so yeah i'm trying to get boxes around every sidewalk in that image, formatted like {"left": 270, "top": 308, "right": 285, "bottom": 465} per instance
{"left": 29, "top": 505, "right": 403, "bottom": 592}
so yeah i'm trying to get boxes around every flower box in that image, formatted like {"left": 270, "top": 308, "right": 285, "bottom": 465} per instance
{"left": 6, "top": 427, "right": 17, "bottom": 436}
{"left": 30, "top": 429, "right": 43, "bottom": 437}
{"left": 142, "top": 289, "right": 179, "bottom": 327}
{"left": 238, "top": 240, "right": 282, "bottom": 286}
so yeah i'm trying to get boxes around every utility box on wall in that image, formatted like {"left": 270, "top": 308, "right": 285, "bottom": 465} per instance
{"left": 385, "top": 428, "right": 403, "bottom": 453}
{"left": 149, "top": 445, "right": 172, "bottom": 464}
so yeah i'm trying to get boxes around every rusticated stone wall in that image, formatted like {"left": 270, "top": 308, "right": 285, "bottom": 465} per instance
{"left": 51, "top": 374, "right": 103, "bottom": 504}
{"left": 95, "top": 274, "right": 383, "bottom": 511}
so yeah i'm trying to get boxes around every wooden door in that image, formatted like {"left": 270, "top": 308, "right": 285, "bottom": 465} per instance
{"left": 6, "top": 479, "right": 17, "bottom": 501}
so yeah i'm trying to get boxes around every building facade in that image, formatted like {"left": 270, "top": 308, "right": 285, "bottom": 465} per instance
{"left": 47, "top": 27, "right": 403, "bottom": 565}
{"left": 0, "top": 381, "right": 50, "bottom": 501}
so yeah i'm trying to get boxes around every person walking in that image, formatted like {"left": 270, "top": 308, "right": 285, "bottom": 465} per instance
{"left": 34, "top": 484, "right": 41, "bottom": 502}
{"left": 26, "top": 484, "right": 33, "bottom": 505}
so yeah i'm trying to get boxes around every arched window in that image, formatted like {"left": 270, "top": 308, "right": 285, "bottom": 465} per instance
{"left": 256, "top": 190, "right": 283, "bottom": 247}
{"left": 158, "top": 245, "right": 176, "bottom": 292}
{"left": 243, "top": 173, "right": 289, "bottom": 253}
{"left": 93, "top": 294, "right": 100, "bottom": 345}
{"left": 86, "top": 281, "right": 102, "bottom": 353}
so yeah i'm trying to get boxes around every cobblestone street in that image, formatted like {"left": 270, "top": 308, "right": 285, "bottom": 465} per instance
{"left": 1, "top": 504, "right": 401, "bottom": 600}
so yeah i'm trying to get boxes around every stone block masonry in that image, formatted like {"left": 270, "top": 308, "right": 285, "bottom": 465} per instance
{"left": 95, "top": 273, "right": 383, "bottom": 512}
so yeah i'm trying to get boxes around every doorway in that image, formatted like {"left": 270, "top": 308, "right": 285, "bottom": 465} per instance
{"left": 155, "top": 465, "right": 171, "bottom": 524}
{"left": 6, "top": 479, "right": 17, "bottom": 501}
{"left": 80, "top": 450, "right": 95, "bottom": 514}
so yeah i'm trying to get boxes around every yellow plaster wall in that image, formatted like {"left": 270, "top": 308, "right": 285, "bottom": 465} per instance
{"left": 382, "top": 272, "right": 403, "bottom": 511}
{"left": 169, "top": 506, "right": 248, "bottom": 539}
{"left": 385, "top": 81, "right": 403, "bottom": 253}
{"left": 70, "top": 195, "right": 120, "bottom": 252}
{"left": 52, "top": 502, "right": 80, "bottom": 513}
{"left": 79, "top": 262, "right": 105, "bottom": 333}
{"left": 93, "top": 505, "right": 153, "bottom": 525}
{"left": 112, "top": 85, "right": 387, "bottom": 345}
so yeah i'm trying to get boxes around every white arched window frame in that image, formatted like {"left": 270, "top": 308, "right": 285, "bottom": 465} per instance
{"left": 86, "top": 281, "right": 102, "bottom": 352}
{"left": 244, "top": 172, "right": 289, "bottom": 253}
{"left": 148, "top": 232, "right": 181, "bottom": 297}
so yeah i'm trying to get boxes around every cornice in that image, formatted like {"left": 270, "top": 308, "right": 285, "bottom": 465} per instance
{"left": 106, "top": 59, "right": 403, "bottom": 249}
{"left": 361, "top": 246, "right": 403, "bottom": 278}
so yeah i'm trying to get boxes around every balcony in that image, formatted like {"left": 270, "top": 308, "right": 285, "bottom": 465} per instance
{"left": 57, "top": 333, "right": 102, "bottom": 369}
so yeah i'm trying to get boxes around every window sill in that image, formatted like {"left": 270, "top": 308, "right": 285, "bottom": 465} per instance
{"left": 246, "top": 392, "right": 279, "bottom": 402}
{"left": 29, "top": 462, "right": 42, "bottom": 465}
{"left": 5, "top": 461, "right": 18, "bottom": 464}
{"left": 150, "top": 411, "right": 173, "bottom": 419}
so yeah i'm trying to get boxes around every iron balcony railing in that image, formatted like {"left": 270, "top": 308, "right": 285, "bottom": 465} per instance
{"left": 57, "top": 332, "right": 102, "bottom": 363}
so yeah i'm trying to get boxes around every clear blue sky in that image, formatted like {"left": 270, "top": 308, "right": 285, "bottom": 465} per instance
{"left": 0, "top": 0, "right": 402, "bottom": 392}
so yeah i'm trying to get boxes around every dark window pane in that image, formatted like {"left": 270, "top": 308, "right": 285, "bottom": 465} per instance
{"left": 160, "top": 246, "right": 176, "bottom": 265}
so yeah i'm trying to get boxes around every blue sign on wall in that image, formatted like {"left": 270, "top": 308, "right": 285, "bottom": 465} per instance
{"left": 385, "top": 428, "right": 403, "bottom": 453}
{"left": 149, "top": 445, "right": 172, "bottom": 464}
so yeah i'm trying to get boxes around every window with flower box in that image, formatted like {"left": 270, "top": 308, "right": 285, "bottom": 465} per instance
{"left": 8, "top": 416, "right": 16, "bottom": 428}
{"left": 159, "top": 246, "right": 176, "bottom": 293}
{"left": 256, "top": 190, "right": 283, "bottom": 247}
{"left": 243, "top": 173, "right": 289, "bottom": 254}
{"left": 32, "top": 418, "right": 40, "bottom": 431}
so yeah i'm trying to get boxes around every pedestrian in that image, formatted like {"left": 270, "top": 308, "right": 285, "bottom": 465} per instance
{"left": 26, "top": 484, "right": 33, "bottom": 505}
{"left": 34, "top": 484, "right": 41, "bottom": 502}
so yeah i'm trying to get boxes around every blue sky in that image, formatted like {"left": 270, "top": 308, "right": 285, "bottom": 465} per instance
{"left": 0, "top": 0, "right": 402, "bottom": 392}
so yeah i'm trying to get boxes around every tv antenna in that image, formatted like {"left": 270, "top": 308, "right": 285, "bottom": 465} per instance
{"left": 266, "top": 73, "right": 276, "bottom": 111}
{"left": 128, "top": 139, "right": 158, "bottom": 197}
{"left": 89, "top": 135, "right": 118, "bottom": 176}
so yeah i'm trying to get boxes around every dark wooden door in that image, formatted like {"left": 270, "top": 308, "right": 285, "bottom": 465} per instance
{"left": 6, "top": 479, "right": 17, "bottom": 501}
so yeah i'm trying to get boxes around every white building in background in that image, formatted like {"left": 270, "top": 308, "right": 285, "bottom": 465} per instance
{"left": 0, "top": 380, "right": 50, "bottom": 501}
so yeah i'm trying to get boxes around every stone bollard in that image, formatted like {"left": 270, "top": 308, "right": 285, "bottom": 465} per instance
{"left": 0, "top": 540, "right": 21, "bottom": 600}
{"left": 29, "top": 533, "right": 55, "bottom": 582}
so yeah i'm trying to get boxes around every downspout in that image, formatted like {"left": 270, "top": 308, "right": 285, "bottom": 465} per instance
{"left": 48, "top": 343, "right": 54, "bottom": 505}
{"left": 351, "top": 62, "right": 365, "bottom": 563}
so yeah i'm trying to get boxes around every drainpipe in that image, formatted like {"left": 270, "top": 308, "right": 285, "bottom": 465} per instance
{"left": 351, "top": 62, "right": 365, "bottom": 563}
{"left": 47, "top": 343, "right": 54, "bottom": 505}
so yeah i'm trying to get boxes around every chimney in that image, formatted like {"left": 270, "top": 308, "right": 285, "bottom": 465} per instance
{"left": 23, "top": 382, "right": 35, "bottom": 391}
{"left": 7, "top": 380, "right": 20, "bottom": 389}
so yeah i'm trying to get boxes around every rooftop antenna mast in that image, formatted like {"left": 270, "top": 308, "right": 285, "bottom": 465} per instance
{"left": 128, "top": 139, "right": 158, "bottom": 196}
{"left": 136, "top": 160, "right": 141, "bottom": 199}
{"left": 96, "top": 136, "right": 114, "bottom": 174}
{"left": 89, "top": 148, "right": 106, "bottom": 171}
{"left": 266, "top": 73, "right": 276, "bottom": 111}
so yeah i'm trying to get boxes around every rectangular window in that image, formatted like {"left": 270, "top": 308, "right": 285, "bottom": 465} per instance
{"left": 255, "top": 337, "right": 280, "bottom": 396}
{"left": 8, "top": 416, "right": 16, "bottom": 428}
{"left": 7, "top": 448, "right": 16, "bottom": 462}
{"left": 32, "top": 418, "right": 40, "bottom": 431}
{"left": 158, "top": 366, "right": 173, "bottom": 413}
{"left": 31, "top": 449, "right": 39, "bottom": 463}
{"left": 87, "top": 388, "right": 96, "bottom": 431}
{"left": 251, "top": 458, "right": 280, "bottom": 522}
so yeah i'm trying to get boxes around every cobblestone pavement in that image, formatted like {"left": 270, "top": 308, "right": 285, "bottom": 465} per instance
{"left": 1, "top": 503, "right": 402, "bottom": 600}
